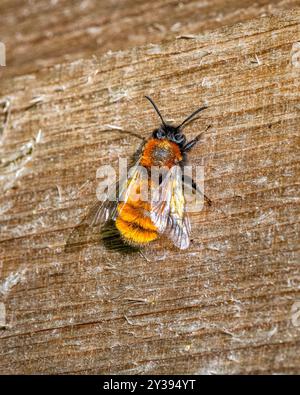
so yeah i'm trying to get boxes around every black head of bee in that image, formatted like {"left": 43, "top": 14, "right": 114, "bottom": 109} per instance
{"left": 152, "top": 124, "right": 186, "bottom": 147}
{"left": 145, "top": 96, "right": 207, "bottom": 149}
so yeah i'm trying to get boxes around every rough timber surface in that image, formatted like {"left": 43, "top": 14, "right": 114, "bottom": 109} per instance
{"left": 0, "top": 0, "right": 299, "bottom": 77}
{"left": 0, "top": 11, "right": 300, "bottom": 374}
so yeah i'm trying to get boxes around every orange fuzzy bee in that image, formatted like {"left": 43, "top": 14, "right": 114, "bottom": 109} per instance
{"left": 83, "top": 97, "right": 210, "bottom": 251}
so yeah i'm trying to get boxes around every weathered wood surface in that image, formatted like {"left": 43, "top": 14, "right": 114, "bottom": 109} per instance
{"left": 0, "top": 11, "right": 300, "bottom": 374}
{"left": 0, "top": 0, "right": 299, "bottom": 78}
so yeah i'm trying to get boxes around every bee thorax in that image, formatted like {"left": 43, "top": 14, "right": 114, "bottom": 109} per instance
{"left": 141, "top": 138, "right": 182, "bottom": 168}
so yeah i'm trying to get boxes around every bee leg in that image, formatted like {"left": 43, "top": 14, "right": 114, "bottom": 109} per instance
{"left": 109, "top": 127, "right": 147, "bottom": 142}
{"left": 182, "top": 135, "right": 202, "bottom": 152}
{"left": 123, "top": 131, "right": 147, "bottom": 142}
{"left": 182, "top": 174, "right": 212, "bottom": 206}
{"left": 182, "top": 125, "right": 212, "bottom": 152}
{"left": 139, "top": 250, "right": 151, "bottom": 262}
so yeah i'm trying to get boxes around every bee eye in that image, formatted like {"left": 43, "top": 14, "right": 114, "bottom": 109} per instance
{"left": 152, "top": 129, "right": 165, "bottom": 139}
{"left": 174, "top": 133, "right": 184, "bottom": 144}
{"left": 157, "top": 130, "right": 165, "bottom": 139}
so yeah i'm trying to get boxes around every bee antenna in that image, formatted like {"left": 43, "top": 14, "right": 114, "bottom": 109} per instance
{"left": 176, "top": 105, "right": 208, "bottom": 130}
{"left": 145, "top": 96, "right": 167, "bottom": 127}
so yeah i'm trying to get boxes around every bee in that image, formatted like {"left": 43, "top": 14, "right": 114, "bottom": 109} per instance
{"left": 66, "top": 97, "right": 211, "bottom": 253}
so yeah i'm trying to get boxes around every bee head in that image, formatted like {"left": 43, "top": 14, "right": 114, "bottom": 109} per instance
{"left": 145, "top": 96, "right": 207, "bottom": 148}
{"left": 152, "top": 125, "right": 186, "bottom": 147}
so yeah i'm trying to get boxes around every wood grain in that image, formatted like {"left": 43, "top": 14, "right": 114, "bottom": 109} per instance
{"left": 0, "top": 0, "right": 299, "bottom": 78}
{"left": 0, "top": 10, "right": 300, "bottom": 374}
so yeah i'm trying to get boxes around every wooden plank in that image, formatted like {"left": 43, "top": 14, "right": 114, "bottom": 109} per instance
{"left": 0, "top": 11, "right": 300, "bottom": 374}
{"left": 0, "top": 0, "right": 299, "bottom": 77}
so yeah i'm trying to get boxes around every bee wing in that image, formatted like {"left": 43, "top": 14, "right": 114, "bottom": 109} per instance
{"left": 65, "top": 187, "right": 119, "bottom": 253}
{"left": 166, "top": 208, "right": 191, "bottom": 250}
{"left": 83, "top": 197, "right": 117, "bottom": 227}
{"left": 65, "top": 159, "right": 143, "bottom": 253}
{"left": 84, "top": 159, "right": 143, "bottom": 227}
{"left": 150, "top": 167, "right": 174, "bottom": 233}
{"left": 150, "top": 165, "right": 191, "bottom": 249}
{"left": 167, "top": 166, "right": 191, "bottom": 249}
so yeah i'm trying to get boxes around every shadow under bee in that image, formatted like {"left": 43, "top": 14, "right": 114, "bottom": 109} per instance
{"left": 65, "top": 217, "right": 139, "bottom": 254}
{"left": 100, "top": 220, "right": 140, "bottom": 253}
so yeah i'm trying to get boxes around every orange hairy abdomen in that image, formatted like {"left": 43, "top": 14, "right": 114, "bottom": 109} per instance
{"left": 116, "top": 201, "right": 158, "bottom": 245}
